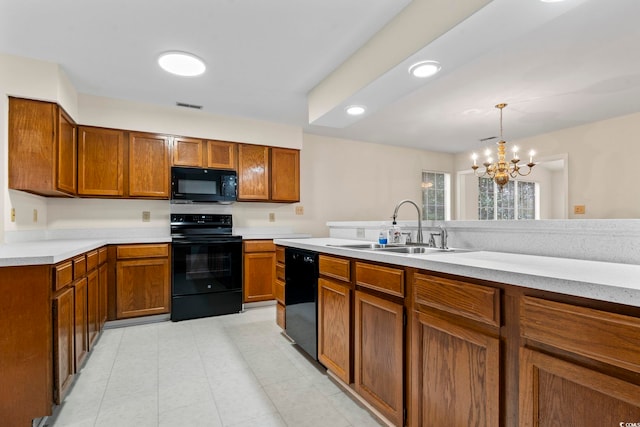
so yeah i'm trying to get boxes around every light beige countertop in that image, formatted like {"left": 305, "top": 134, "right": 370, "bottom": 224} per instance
{"left": 0, "top": 236, "right": 171, "bottom": 267}
{"left": 273, "top": 237, "right": 640, "bottom": 308}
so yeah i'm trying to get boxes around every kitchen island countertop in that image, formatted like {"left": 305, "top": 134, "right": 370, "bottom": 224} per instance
{"left": 273, "top": 237, "right": 640, "bottom": 308}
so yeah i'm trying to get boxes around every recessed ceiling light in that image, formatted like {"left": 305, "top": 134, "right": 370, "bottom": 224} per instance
{"left": 408, "top": 60, "right": 441, "bottom": 78}
{"left": 345, "top": 105, "right": 366, "bottom": 116}
{"left": 158, "top": 52, "right": 206, "bottom": 77}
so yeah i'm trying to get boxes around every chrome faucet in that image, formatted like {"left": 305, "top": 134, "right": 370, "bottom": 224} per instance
{"left": 427, "top": 226, "right": 448, "bottom": 249}
{"left": 392, "top": 199, "right": 423, "bottom": 243}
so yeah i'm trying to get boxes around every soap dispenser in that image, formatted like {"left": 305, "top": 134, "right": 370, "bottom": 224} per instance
{"left": 378, "top": 225, "right": 389, "bottom": 244}
{"left": 389, "top": 221, "right": 402, "bottom": 244}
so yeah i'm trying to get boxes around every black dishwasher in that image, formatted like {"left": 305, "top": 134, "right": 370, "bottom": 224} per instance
{"left": 285, "top": 247, "right": 319, "bottom": 360}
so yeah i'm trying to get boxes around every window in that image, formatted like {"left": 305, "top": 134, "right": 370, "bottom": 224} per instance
{"left": 422, "top": 171, "right": 450, "bottom": 221}
{"left": 478, "top": 178, "right": 538, "bottom": 220}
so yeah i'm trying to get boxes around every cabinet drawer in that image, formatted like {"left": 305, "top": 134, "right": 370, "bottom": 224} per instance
{"left": 276, "top": 263, "right": 285, "bottom": 282}
{"left": 413, "top": 273, "right": 500, "bottom": 327}
{"left": 521, "top": 296, "right": 640, "bottom": 374}
{"left": 116, "top": 244, "right": 169, "bottom": 259}
{"left": 244, "top": 240, "right": 275, "bottom": 253}
{"left": 274, "top": 279, "right": 285, "bottom": 304}
{"left": 73, "top": 255, "right": 86, "bottom": 280}
{"left": 86, "top": 250, "right": 99, "bottom": 271}
{"left": 276, "top": 246, "right": 285, "bottom": 264}
{"left": 98, "top": 247, "right": 108, "bottom": 265}
{"left": 355, "top": 262, "right": 404, "bottom": 298}
{"left": 54, "top": 261, "right": 73, "bottom": 292}
{"left": 319, "top": 255, "right": 351, "bottom": 283}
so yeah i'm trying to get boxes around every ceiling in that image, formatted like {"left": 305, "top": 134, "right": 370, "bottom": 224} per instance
{"left": 2, "top": 0, "right": 639, "bottom": 154}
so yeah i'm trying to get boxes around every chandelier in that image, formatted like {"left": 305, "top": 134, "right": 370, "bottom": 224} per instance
{"left": 471, "top": 103, "right": 535, "bottom": 188}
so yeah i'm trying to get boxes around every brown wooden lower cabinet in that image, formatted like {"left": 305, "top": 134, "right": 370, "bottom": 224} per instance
{"left": 519, "top": 348, "right": 640, "bottom": 427}
{"left": 243, "top": 240, "right": 275, "bottom": 303}
{"left": 0, "top": 265, "right": 52, "bottom": 426}
{"left": 53, "top": 286, "right": 75, "bottom": 405}
{"left": 87, "top": 268, "right": 100, "bottom": 348}
{"left": 98, "top": 262, "right": 108, "bottom": 329}
{"left": 354, "top": 289, "right": 404, "bottom": 426}
{"left": 116, "top": 258, "right": 170, "bottom": 318}
{"left": 318, "top": 277, "right": 351, "bottom": 384}
{"left": 73, "top": 277, "right": 89, "bottom": 369}
{"left": 410, "top": 310, "right": 500, "bottom": 426}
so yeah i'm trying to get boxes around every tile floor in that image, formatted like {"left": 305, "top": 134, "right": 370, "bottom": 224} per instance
{"left": 48, "top": 305, "right": 383, "bottom": 427}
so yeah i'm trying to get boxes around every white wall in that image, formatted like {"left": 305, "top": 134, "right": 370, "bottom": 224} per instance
{"left": 78, "top": 94, "right": 302, "bottom": 149}
{"left": 298, "top": 133, "right": 454, "bottom": 237}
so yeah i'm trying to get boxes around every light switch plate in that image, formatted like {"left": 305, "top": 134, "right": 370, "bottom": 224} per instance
{"left": 33, "top": 209, "right": 38, "bottom": 223}
{"left": 269, "top": 212, "right": 275, "bottom": 222}
{"left": 574, "top": 205, "right": 586, "bottom": 215}
{"left": 295, "top": 206, "right": 304, "bottom": 215}
{"left": 142, "top": 211, "right": 151, "bottom": 222}
{"left": 10, "top": 208, "right": 15, "bottom": 222}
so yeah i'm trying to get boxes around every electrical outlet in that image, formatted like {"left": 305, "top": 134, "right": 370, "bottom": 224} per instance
{"left": 142, "top": 211, "right": 151, "bottom": 222}
{"left": 269, "top": 212, "right": 275, "bottom": 222}
{"left": 10, "top": 208, "right": 15, "bottom": 222}
{"left": 574, "top": 205, "right": 586, "bottom": 215}
{"left": 295, "top": 206, "right": 304, "bottom": 215}
{"left": 356, "top": 228, "right": 365, "bottom": 238}
{"left": 33, "top": 209, "right": 38, "bottom": 223}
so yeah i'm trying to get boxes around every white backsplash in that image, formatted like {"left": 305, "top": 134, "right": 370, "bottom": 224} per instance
{"left": 328, "top": 219, "right": 640, "bottom": 265}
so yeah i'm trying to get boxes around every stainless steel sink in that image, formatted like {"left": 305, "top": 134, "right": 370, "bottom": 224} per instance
{"left": 328, "top": 243, "right": 466, "bottom": 254}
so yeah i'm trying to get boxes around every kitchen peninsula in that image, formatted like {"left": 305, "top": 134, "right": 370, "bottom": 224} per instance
{"left": 274, "top": 237, "right": 640, "bottom": 426}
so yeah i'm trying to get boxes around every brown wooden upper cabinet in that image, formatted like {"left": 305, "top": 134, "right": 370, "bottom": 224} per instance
{"left": 77, "top": 126, "right": 125, "bottom": 196}
{"left": 128, "top": 132, "right": 170, "bottom": 198}
{"left": 237, "top": 144, "right": 299, "bottom": 202}
{"left": 172, "top": 136, "right": 204, "bottom": 167}
{"left": 9, "top": 97, "right": 77, "bottom": 197}
{"left": 172, "top": 138, "right": 237, "bottom": 169}
{"left": 271, "top": 147, "right": 300, "bottom": 202}
{"left": 207, "top": 140, "right": 236, "bottom": 169}
{"left": 238, "top": 144, "right": 270, "bottom": 200}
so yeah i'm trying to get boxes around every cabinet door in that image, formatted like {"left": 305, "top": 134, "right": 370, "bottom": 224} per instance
{"left": 271, "top": 147, "right": 299, "bottom": 202}
{"left": 129, "top": 132, "right": 170, "bottom": 198}
{"left": 410, "top": 310, "right": 500, "bottom": 427}
{"left": 173, "top": 136, "right": 204, "bottom": 167}
{"left": 116, "top": 258, "right": 170, "bottom": 318}
{"left": 354, "top": 290, "right": 404, "bottom": 426}
{"left": 519, "top": 348, "right": 640, "bottom": 427}
{"left": 78, "top": 126, "right": 125, "bottom": 196}
{"left": 318, "top": 278, "right": 351, "bottom": 384}
{"left": 74, "top": 277, "right": 89, "bottom": 370}
{"left": 57, "top": 108, "right": 77, "bottom": 194}
{"left": 238, "top": 144, "right": 270, "bottom": 200}
{"left": 53, "top": 286, "right": 75, "bottom": 405}
{"left": 243, "top": 252, "right": 275, "bottom": 303}
{"left": 98, "top": 263, "right": 108, "bottom": 329}
{"left": 207, "top": 140, "right": 236, "bottom": 169}
{"left": 9, "top": 97, "right": 76, "bottom": 196}
{"left": 86, "top": 269, "right": 99, "bottom": 349}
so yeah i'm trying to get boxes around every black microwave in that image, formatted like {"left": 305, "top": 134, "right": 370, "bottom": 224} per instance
{"left": 171, "top": 167, "right": 237, "bottom": 203}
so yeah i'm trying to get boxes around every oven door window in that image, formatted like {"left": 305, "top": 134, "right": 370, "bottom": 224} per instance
{"left": 172, "top": 242, "right": 241, "bottom": 295}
